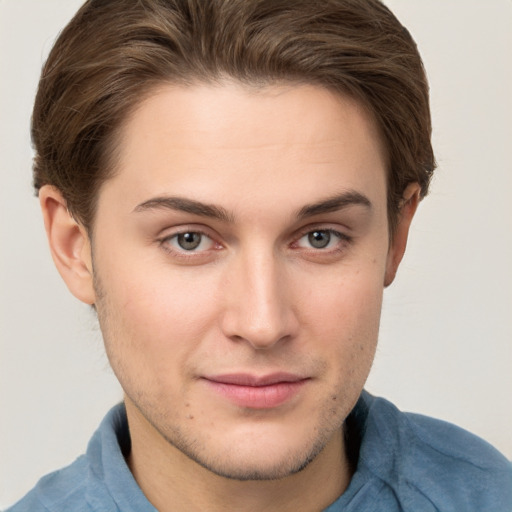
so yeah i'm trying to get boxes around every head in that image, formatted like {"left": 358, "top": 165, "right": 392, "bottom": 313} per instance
{"left": 33, "top": 0, "right": 434, "bottom": 235}
{"left": 35, "top": 0, "right": 434, "bottom": 487}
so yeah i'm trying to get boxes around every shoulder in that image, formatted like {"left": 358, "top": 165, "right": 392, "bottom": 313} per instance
{"left": 5, "top": 457, "right": 93, "bottom": 512}
{"left": 403, "top": 410, "right": 512, "bottom": 510}
{"left": 5, "top": 404, "right": 128, "bottom": 512}
{"left": 358, "top": 392, "right": 512, "bottom": 511}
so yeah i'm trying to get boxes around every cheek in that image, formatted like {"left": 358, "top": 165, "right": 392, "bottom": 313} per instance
{"left": 96, "top": 260, "right": 224, "bottom": 368}
{"left": 300, "top": 263, "right": 384, "bottom": 378}
{"left": 303, "top": 261, "right": 384, "bottom": 334}
{"left": 100, "top": 239, "right": 194, "bottom": 314}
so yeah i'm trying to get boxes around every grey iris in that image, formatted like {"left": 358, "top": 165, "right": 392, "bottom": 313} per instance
{"left": 308, "top": 230, "right": 331, "bottom": 249}
{"left": 177, "top": 232, "right": 202, "bottom": 250}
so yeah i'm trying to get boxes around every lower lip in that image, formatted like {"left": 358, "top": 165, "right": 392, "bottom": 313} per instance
{"left": 203, "top": 379, "right": 308, "bottom": 409}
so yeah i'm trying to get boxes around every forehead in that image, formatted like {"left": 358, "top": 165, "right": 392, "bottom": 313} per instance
{"left": 99, "top": 82, "right": 388, "bottom": 221}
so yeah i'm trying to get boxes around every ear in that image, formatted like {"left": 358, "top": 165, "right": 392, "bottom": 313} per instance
{"left": 384, "top": 183, "right": 421, "bottom": 287}
{"left": 39, "top": 185, "right": 96, "bottom": 305}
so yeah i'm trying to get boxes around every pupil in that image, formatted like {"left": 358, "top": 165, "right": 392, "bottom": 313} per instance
{"left": 308, "top": 230, "right": 330, "bottom": 249}
{"left": 178, "top": 232, "right": 201, "bottom": 250}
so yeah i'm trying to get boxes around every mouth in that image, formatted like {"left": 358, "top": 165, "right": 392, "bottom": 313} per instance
{"left": 201, "top": 373, "right": 310, "bottom": 409}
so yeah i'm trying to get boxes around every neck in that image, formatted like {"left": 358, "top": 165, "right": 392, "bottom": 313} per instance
{"left": 125, "top": 400, "right": 352, "bottom": 512}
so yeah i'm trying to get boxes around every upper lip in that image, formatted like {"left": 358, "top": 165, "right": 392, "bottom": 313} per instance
{"left": 203, "top": 372, "right": 308, "bottom": 387}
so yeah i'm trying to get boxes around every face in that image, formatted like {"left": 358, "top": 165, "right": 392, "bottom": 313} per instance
{"left": 89, "top": 82, "right": 395, "bottom": 480}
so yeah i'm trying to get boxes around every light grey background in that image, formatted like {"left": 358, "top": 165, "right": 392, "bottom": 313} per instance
{"left": 1, "top": 0, "right": 511, "bottom": 508}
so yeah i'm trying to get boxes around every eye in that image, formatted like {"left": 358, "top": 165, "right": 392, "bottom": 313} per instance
{"left": 163, "top": 231, "right": 215, "bottom": 252}
{"left": 296, "top": 229, "right": 345, "bottom": 250}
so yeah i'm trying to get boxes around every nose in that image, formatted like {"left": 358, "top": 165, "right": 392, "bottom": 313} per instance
{"left": 220, "top": 250, "right": 298, "bottom": 350}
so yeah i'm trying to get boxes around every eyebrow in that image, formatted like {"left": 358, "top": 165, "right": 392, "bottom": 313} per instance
{"left": 296, "top": 190, "right": 372, "bottom": 219}
{"left": 133, "top": 196, "right": 234, "bottom": 222}
{"left": 133, "top": 190, "right": 371, "bottom": 222}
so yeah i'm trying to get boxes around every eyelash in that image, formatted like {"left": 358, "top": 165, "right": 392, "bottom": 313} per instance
{"left": 293, "top": 228, "right": 351, "bottom": 253}
{"left": 158, "top": 228, "right": 219, "bottom": 259}
{"left": 157, "top": 226, "right": 352, "bottom": 260}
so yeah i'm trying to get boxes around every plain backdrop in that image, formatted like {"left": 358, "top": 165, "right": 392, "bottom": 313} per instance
{"left": 1, "top": 0, "right": 511, "bottom": 508}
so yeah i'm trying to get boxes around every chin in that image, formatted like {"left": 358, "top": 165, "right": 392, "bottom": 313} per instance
{"left": 184, "top": 440, "right": 325, "bottom": 482}
{"left": 160, "top": 418, "right": 338, "bottom": 482}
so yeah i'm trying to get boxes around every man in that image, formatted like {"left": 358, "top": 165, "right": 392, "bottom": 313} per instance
{"left": 6, "top": 0, "right": 512, "bottom": 511}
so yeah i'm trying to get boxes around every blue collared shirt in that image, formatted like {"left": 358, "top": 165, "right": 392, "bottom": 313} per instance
{"left": 7, "top": 391, "right": 512, "bottom": 511}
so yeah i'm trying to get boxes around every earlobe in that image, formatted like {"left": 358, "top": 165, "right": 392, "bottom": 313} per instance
{"left": 39, "top": 185, "right": 96, "bottom": 305}
{"left": 384, "top": 183, "right": 421, "bottom": 287}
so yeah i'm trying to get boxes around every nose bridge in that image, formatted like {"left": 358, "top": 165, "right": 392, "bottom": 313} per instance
{"left": 222, "top": 244, "right": 295, "bottom": 349}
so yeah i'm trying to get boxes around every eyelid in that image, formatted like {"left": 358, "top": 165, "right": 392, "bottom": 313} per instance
{"left": 157, "top": 222, "right": 220, "bottom": 241}
{"left": 290, "top": 225, "right": 352, "bottom": 254}
{"left": 157, "top": 225, "right": 223, "bottom": 258}
{"left": 155, "top": 223, "right": 352, "bottom": 261}
{"left": 292, "top": 223, "right": 351, "bottom": 242}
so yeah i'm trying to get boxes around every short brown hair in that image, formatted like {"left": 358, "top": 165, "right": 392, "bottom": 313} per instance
{"left": 32, "top": 0, "right": 435, "bottom": 233}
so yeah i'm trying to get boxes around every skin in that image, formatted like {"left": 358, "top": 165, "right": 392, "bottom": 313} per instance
{"left": 40, "top": 82, "right": 419, "bottom": 512}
